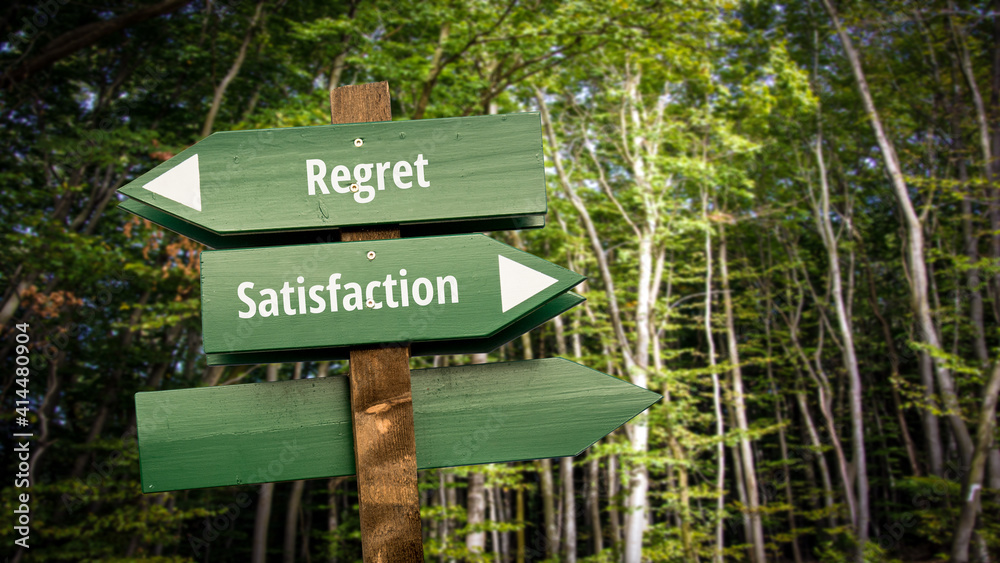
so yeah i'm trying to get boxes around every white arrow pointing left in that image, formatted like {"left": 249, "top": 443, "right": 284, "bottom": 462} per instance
{"left": 143, "top": 153, "right": 202, "bottom": 212}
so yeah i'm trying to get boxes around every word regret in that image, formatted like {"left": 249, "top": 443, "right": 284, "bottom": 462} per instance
{"left": 305, "top": 155, "right": 430, "bottom": 203}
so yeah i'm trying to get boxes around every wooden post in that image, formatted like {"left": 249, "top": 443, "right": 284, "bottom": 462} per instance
{"left": 331, "top": 82, "right": 423, "bottom": 562}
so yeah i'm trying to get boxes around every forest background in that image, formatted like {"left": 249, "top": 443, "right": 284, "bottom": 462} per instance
{"left": 1, "top": 0, "right": 999, "bottom": 561}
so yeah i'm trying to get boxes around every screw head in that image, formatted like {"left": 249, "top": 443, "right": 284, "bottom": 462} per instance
{"left": 354, "top": 138, "right": 363, "bottom": 147}
{"left": 366, "top": 250, "right": 376, "bottom": 260}
{"left": 366, "top": 299, "right": 375, "bottom": 308}
{"left": 350, "top": 183, "right": 359, "bottom": 193}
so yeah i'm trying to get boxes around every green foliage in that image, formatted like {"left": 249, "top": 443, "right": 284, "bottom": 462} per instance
{"left": 2, "top": 0, "right": 999, "bottom": 560}
{"left": 816, "top": 538, "right": 903, "bottom": 563}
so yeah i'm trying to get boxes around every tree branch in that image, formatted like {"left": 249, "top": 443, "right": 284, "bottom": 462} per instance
{"left": 2, "top": 0, "right": 196, "bottom": 88}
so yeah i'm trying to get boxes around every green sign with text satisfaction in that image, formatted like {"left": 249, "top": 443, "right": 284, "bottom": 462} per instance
{"left": 201, "top": 234, "right": 585, "bottom": 355}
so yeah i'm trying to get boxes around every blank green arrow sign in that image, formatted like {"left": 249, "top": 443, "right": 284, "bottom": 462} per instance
{"left": 135, "top": 358, "right": 661, "bottom": 493}
{"left": 200, "top": 234, "right": 585, "bottom": 355}
{"left": 118, "top": 113, "right": 544, "bottom": 239}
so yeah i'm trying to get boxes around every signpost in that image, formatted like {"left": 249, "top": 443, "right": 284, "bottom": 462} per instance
{"left": 331, "top": 83, "right": 422, "bottom": 563}
{"left": 124, "top": 81, "right": 660, "bottom": 562}
{"left": 135, "top": 358, "right": 661, "bottom": 493}
{"left": 199, "top": 234, "right": 585, "bottom": 356}
{"left": 117, "top": 112, "right": 546, "bottom": 244}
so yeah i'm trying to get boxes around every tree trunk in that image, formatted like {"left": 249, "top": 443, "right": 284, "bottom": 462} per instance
{"left": 1, "top": 0, "right": 195, "bottom": 87}
{"left": 796, "top": 384, "right": 838, "bottom": 530}
{"left": 516, "top": 484, "right": 525, "bottom": 563}
{"left": 621, "top": 65, "right": 655, "bottom": 563}
{"left": 820, "top": 0, "right": 973, "bottom": 473}
{"left": 956, "top": 137, "right": 990, "bottom": 369}
{"left": 446, "top": 472, "right": 457, "bottom": 561}
{"left": 284, "top": 365, "right": 306, "bottom": 563}
{"left": 252, "top": 474, "right": 275, "bottom": 562}
{"left": 318, "top": 362, "right": 340, "bottom": 563}
{"left": 252, "top": 364, "right": 280, "bottom": 563}
{"left": 810, "top": 133, "right": 869, "bottom": 547}
{"left": 776, "top": 395, "right": 804, "bottom": 563}
{"left": 791, "top": 331, "right": 857, "bottom": 533}
{"left": 536, "top": 84, "right": 651, "bottom": 563}
{"left": 488, "top": 486, "right": 502, "bottom": 562}
{"left": 28, "top": 356, "right": 61, "bottom": 488}
{"left": 534, "top": 87, "right": 635, "bottom": 370}
{"left": 956, "top": 0, "right": 1000, "bottom": 491}
{"left": 730, "top": 439, "right": 752, "bottom": 555}
{"left": 704, "top": 189, "right": 726, "bottom": 563}
{"left": 327, "top": 477, "right": 342, "bottom": 563}
{"left": 412, "top": 22, "right": 450, "bottom": 120}
{"left": 0, "top": 278, "right": 33, "bottom": 331}
{"left": 918, "top": 350, "right": 945, "bottom": 477}
{"left": 719, "top": 223, "right": 766, "bottom": 562}
{"left": 501, "top": 487, "right": 511, "bottom": 562}
{"left": 326, "top": 1, "right": 357, "bottom": 94}
{"left": 466, "top": 471, "right": 486, "bottom": 556}
{"left": 201, "top": 0, "right": 266, "bottom": 137}
{"left": 861, "top": 254, "right": 922, "bottom": 476}
{"left": 777, "top": 253, "right": 843, "bottom": 531}
{"left": 587, "top": 455, "right": 604, "bottom": 556}
{"left": 465, "top": 353, "right": 489, "bottom": 556}
{"left": 701, "top": 191, "right": 726, "bottom": 563}
{"left": 608, "top": 454, "right": 622, "bottom": 558}
{"left": 538, "top": 458, "right": 558, "bottom": 559}
{"left": 561, "top": 456, "right": 577, "bottom": 562}
{"left": 436, "top": 471, "right": 448, "bottom": 563}
{"left": 764, "top": 278, "right": 804, "bottom": 563}
{"left": 951, "top": 360, "right": 1000, "bottom": 562}
{"left": 284, "top": 480, "right": 305, "bottom": 563}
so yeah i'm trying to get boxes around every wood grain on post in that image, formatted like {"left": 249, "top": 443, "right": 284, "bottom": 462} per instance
{"left": 331, "top": 81, "right": 423, "bottom": 562}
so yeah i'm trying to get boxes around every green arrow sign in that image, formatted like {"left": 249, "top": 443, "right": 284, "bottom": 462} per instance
{"left": 135, "top": 358, "right": 661, "bottom": 493}
{"left": 118, "top": 113, "right": 545, "bottom": 242}
{"left": 204, "top": 291, "right": 585, "bottom": 365}
{"left": 201, "top": 234, "right": 585, "bottom": 355}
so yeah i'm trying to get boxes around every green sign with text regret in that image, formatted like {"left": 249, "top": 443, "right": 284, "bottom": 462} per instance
{"left": 118, "top": 113, "right": 545, "bottom": 243}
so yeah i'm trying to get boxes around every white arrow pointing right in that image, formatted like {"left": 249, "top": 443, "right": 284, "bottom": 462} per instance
{"left": 498, "top": 255, "right": 558, "bottom": 313}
